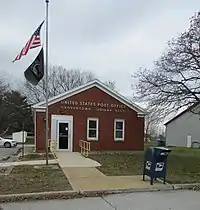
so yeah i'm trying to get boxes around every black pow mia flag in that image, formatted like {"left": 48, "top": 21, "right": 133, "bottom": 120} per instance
{"left": 24, "top": 48, "right": 44, "bottom": 86}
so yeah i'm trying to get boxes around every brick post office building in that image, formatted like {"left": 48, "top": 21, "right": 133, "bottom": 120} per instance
{"left": 32, "top": 80, "right": 146, "bottom": 152}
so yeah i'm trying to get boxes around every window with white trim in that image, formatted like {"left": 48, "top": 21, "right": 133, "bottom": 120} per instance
{"left": 114, "top": 119, "right": 125, "bottom": 141}
{"left": 87, "top": 118, "right": 99, "bottom": 140}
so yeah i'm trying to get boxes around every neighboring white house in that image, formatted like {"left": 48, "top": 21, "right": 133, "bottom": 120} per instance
{"left": 165, "top": 104, "right": 200, "bottom": 147}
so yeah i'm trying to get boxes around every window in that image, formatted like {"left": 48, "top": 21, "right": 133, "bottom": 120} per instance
{"left": 87, "top": 118, "right": 99, "bottom": 140}
{"left": 114, "top": 119, "right": 125, "bottom": 141}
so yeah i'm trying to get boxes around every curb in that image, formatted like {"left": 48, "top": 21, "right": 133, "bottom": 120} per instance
{"left": 1, "top": 183, "right": 198, "bottom": 203}
{"left": 0, "top": 188, "right": 158, "bottom": 203}
{"left": 172, "top": 183, "right": 200, "bottom": 190}
{"left": 17, "top": 148, "right": 23, "bottom": 158}
{"left": 14, "top": 147, "right": 22, "bottom": 156}
{"left": 0, "top": 155, "right": 10, "bottom": 161}
{"left": 0, "top": 190, "right": 79, "bottom": 203}
{"left": 0, "top": 147, "right": 21, "bottom": 162}
{"left": 79, "top": 187, "right": 158, "bottom": 197}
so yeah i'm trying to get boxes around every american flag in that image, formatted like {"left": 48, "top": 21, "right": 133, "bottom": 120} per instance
{"left": 13, "top": 20, "right": 44, "bottom": 62}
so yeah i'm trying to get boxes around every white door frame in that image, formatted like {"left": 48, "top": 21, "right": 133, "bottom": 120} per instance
{"left": 51, "top": 115, "right": 73, "bottom": 152}
{"left": 57, "top": 120, "right": 72, "bottom": 151}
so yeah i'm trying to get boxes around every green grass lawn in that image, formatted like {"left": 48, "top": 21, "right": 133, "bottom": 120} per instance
{"left": 25, "top": 136, "right": 35, "bottom": 145}
{"left": 90, "top": 152, "right": 144, "bottom": 176}
{"left": 89, "top": 147, "right": 200, "bottom": 184}
{"left": 0, "top": 164, "right": 72, "bottom": 195}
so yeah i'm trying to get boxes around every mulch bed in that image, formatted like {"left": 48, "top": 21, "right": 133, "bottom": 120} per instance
{"left": 0, "top": 164, "right": 72, "bottom": 195}
{"left": 19, "top": 153, "right": 55, "bottom": 161}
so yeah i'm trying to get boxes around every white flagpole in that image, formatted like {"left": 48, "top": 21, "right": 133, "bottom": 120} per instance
{"left": 45, "top": 0, "right": 49, "bottom": 165}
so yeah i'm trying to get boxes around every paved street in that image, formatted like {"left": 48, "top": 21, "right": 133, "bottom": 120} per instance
{"left": 1, "top": 190, "right": 200, "bottom": 210}
{"left": 0, "top": 146, "right": 19, "bottom": 161}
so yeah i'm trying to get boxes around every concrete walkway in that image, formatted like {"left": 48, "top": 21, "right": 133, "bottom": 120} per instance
{"left": 62, "top": 166, "right": 169, "bottom": 191}
{"left": 0, "top": 159, "right": 57, "bottom": 167}
{"left": 0, "top": 151, "right": 101, "bottom": 168}
{"left": 55, "top": 152, "right": 171, "bottom": 191}
{"left": 55, "top": 152, "right": 101, "bottom": 167}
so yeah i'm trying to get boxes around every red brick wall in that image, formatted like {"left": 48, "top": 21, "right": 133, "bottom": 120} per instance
{"left": 35, "top": 87, "right": 144, "bottom": 152}
{"left": 35, "top": 111, "right": 45, "bottom": 152}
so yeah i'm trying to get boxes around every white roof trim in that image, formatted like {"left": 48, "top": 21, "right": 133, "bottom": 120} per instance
{"left": 34, "top": 108, "right": 45, "bottom": 112}
{"left": 32, "top": 79, "right": 146, "bottom": 114}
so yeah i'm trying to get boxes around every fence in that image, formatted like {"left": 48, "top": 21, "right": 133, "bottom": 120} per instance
{"left": 79, "top": 140, "right": 90, "bottom": 157}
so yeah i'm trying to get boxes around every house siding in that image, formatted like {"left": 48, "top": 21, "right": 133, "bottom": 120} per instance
{"left": 166, "top": 111, "right": 200, "bottom": 147}
{"left": 35, "top": 87, "right": 144, "bottom": 152}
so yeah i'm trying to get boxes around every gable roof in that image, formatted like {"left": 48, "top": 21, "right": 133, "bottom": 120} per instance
{"left": 32, "top": 79, "right": 146, "bottom": 114}
{"left": 164, "top": 103, "right": 199, "bottom": 125}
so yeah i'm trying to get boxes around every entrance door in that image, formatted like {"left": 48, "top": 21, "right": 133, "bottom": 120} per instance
{"left": 58, "top": 122, "right": 69, "bottom": 149}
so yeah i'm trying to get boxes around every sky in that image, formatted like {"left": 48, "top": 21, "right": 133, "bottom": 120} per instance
{"left": 1, "top": 0, "right": 200, "bottom": 97}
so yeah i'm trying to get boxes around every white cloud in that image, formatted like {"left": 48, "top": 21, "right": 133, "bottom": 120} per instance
{"left": 1, "top": 0, "right": 200, "bottom": 96}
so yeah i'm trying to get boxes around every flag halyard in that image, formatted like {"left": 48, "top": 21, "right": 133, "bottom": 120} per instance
{"left": 13, "top": 20, "right": 44, "bottom": 62}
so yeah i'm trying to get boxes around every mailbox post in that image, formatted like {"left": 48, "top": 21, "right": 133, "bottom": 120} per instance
{"left": 143, "top": 147, "right": 171, "bottom": 185}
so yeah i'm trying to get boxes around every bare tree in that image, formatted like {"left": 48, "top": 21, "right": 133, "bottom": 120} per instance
{"left": 24, "top": 66, "right": 96, "bottom": 103}
{"left": 144, "top": 105, "right": 162, "bottom": 142}
{"left": 133, "top": 12, "right": 200, "bottom": 117}
{"left": 104, "top": 80, "right": 117, "bottom": 91}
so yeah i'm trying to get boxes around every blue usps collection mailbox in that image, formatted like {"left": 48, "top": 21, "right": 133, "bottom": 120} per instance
{"left": 143, "top": 147, "right": 171, "bottom": 185}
